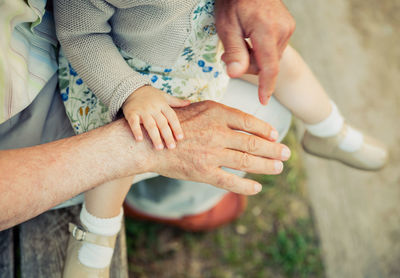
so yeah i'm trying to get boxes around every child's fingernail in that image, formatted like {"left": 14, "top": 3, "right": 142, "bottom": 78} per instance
{"left": 270, "top": 130, "right": 278, "bottom": 140}
{"left": 254, "top": 183, "right": 262, "bottom": 193}
{"left": 177, "top": 134, "right": 184, "bottom": 140}
{"left": 274, "top": 161, "right": 283, "bottom": 173}
{"left": 281, "top": 147, "right": 291, "bottom": 160}
{"left": 157, "top": 144, "right": 164, "bottom": 150}
{"left": 168, "top": 143, "right": 176, "bottom": 149}
{"left": 137, "top": 136, "right": 143, "bottom": 141}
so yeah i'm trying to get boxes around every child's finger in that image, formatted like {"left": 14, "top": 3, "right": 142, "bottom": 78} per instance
{"left": 153, "top": 113, "right": 176, "bottom": 149}
{"left": 142, "top": 114, "right": 164, "bottom": 150}
{"left": 162, "top": 107, "right": 184, "bottom": 140}
{"left": 126, "top": 113, "right": 143, "bottom": 141}
{"left": 164, "top": 94, "right": 191, "bottom": 107}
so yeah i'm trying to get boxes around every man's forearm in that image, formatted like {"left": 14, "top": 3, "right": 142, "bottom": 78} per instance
{"left": 0, "top": 101, "right": 289, "bottom": 230}
{"left": 0, "top": 120, "right": 148, "bottom": 230}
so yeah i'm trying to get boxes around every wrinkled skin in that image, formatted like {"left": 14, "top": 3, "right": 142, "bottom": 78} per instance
{"left": 143, "top": 101, "right": 290, "bottom": 195}
{"left": 215, "top": 0, "right": 296, "bottom": 104}
{"left": 0, "top": 101, "right": 289, "bottom": 230}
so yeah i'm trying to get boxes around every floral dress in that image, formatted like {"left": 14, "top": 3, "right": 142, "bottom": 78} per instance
{"left": 58, "top": 0, "right": 229, "bottom": 134}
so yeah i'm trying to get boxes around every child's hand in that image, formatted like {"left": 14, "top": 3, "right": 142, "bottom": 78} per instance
{"left": 122, "top": 86, "right": 190, "bottom": 150}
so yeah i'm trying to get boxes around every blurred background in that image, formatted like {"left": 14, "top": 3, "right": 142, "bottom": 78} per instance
{"left": 125, "top": 0, "right": 400, "bottom": 277}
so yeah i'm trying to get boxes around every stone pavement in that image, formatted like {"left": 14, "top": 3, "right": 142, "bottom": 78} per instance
{"left": 284, "top": 0, "right": 400, "bottom": 277}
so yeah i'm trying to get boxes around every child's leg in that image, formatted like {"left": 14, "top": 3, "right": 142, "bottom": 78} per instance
{"left": 274, "top": 46, "right": 333, "bottom": 124}
{"left": 77, "top": 176, "right": 133, "bottom": 269}
{"left": 241, "top": 45, "right": 387, "bottom": 170}
{"left": 85, "top": 176, "right": 133, "bottom": 218}
{"left": 242, "top": 45, "right": 333, "bottom": 125}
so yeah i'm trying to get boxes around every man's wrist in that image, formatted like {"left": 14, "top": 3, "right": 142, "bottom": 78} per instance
{"left": 104, "top": 119, "right": 155, "bottom": 178}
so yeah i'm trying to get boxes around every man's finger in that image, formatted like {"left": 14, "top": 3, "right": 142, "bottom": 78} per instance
{"left": 218, "top": 28, "right": 250, "bottom": 78}
{"left": 225, "top": 108, "right": 278, "bottom": 141}
{"left": 221, "top": 149, "right": 284, "bottom": 175}
{"left": 246, "top": 51, "right": 260, "bottom": 75}
{"left": 226, "top": 132, "right": 290, "bottom": 161}
{"left": 210, "top": 168, "right": 262, "bottom": 195}
{"left": 250, "top": 33, "right": 280, "bottom": 105}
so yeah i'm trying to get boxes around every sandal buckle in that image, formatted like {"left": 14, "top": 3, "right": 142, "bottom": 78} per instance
{"left": 72, "top": 225, "right": 87, "bottom": 241}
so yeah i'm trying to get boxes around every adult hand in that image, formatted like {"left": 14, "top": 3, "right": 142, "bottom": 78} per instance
{"left": 0, "top": 101, "right": 289, "bottom": 229}
{"left": 215, "top": 0, "right": 296, "bottom": 104}
{"left": 142, "top": 101, "right": 291, "bottom": 195}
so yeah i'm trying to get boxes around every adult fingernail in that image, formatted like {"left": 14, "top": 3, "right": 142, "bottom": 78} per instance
{"left": 227, "top": 62, "right": 242, "bottom": 76}
{"left": 157, "top": 144, "right": 164, "bottom": 150}
{"left": 275, "top": 161, "right": 283, "bottom": 173}
{"left": 281, "top": 147, "right": 291, "bottom": 160}
{"left": 259, "top": 90, "right": 268, "bottom": 106}
{"left": 270, "top": 130, "right": 278, "bottom": 140}
{"left": 254, "top": 183, "right": 262, "bottom": 193}
{"left": 168, "top": 143, "right": 176, "bottom": 149}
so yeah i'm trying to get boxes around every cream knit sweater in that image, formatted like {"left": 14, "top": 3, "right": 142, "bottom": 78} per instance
{"left": 54, "top": 0, "right": 200, "bottom": 119}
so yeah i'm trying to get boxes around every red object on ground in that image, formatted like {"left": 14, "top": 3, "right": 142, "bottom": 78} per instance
{"left": 123, "top": 192, "right": 248, "bottom": 232}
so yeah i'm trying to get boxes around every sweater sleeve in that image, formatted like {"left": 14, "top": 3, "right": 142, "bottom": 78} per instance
{"left": 54, "top": 0, "right": 150, "bottom": 120}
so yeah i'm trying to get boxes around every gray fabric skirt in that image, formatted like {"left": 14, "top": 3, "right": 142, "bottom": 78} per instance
{"left": 0, "top": 74, "right": 74, "bottom": 149}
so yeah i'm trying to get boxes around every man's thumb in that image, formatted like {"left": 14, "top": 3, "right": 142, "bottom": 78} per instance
{"left": 220, "top": 33, "right": 250, "bottom": 78}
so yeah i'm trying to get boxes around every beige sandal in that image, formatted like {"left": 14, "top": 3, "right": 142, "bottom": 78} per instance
{"left": 302, "top": 124, "right": 388, "bottom": 171}
{"left": 63, "top": 223, "right": 117, "bottom": 278}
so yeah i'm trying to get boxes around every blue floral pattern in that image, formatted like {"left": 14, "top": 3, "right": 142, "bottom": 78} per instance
{"left": 58, "top": 0, "right": 228, "bottom": 134}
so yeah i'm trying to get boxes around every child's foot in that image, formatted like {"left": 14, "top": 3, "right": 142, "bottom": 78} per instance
{"left": 63, "top": 223, "right": 118, "bottom": 278}
{"left": 302, "top": 123, "right": 388, "bottom": 170}
{"left": 63, "top": 204, "right": 123, "bottom": 278}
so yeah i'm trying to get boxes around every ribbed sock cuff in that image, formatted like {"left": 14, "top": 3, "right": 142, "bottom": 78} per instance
{"left": 305, "top": 101, "right": 344, "bottom": 137}
{"left": 80, "top": 203, "right": 123, "bottom": 236}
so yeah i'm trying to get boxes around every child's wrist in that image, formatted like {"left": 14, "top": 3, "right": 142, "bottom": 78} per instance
{"left": 123, "top": 85, "right": 151, "bottom": 108}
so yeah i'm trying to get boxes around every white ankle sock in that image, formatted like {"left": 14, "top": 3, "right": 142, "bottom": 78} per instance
{"left": 305, "top": 101, "right": 344, "bottom": 137}
{"left": 78, "top": 204, "right": 123, "bottom": 269}
{"left": 305, "top": 101, "right": 363, "bottom": 152}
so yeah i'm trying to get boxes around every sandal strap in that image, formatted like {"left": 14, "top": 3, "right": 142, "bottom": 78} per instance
{"left": 68, "top": 223, "right": 117, "bottom": 248}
